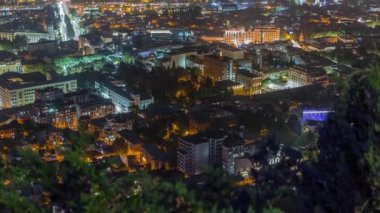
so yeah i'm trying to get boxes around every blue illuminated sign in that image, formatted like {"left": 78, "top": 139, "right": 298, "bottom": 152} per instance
{"left": 302, "top": 110, "right": 331, "bottom": 122}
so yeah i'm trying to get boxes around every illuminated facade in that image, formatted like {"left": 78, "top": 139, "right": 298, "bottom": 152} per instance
{"left": 77, "top": 101, "right": 115, "bottom": 120}
{"left": 222, "top": 137, "right": 245, "bottom": 175}
{"left": 235, "top": 71, "right": 263, "bottom": 95}
{"left": 224, "top": 26, "right": 281, "bottom": 46}
{"left": 302, "top": 109, "right": 332, "bottom": 122}
{"left": 0, "top": 30, "right": 55, "bottom": 44}
{"left": 0, "top": 121, "right": 16, "bottom": 140}
{"left": 30, "top": 91, "right": 113, "bottom": 130}
{"left": 31, "top": 103, "right": 79, "bottom": 130}
{"left": 288, "top": 66, "right": 328, "bottom": 87}
{"left": 147, "top": 29, "right": 195, "bottom": 43}
{"left": 0, "top": 73, "right": 77, "bottom": 109}
{"left": 0, "top": 51, "right": 22, "bottom": 75}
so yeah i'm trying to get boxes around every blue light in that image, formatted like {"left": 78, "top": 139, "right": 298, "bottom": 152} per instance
{"left": 302, "top": 109, "right": 331, "bottom": 122}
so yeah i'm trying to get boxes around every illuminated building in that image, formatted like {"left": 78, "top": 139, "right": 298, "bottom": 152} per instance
{"left": 88, "top": 113, "right": 142, "bottom": 144}
{"left": 288, "top": 65, "right": 328, "bottom": 87}
{"left": 302, "top": 109, "right": 332, "bottom": 134}
{"left": 30, "top": 91, "right": 113, "bottom": 130}
{"left": 295, "top": 0, "right": 327, "bottom": 5}
{"left": 31, "top": 102, "right": 79, "bottom": 130}
{"left": 95, "top": 80, "right": 154, "bottom": 113}
{"left": 215, "top": 80, "right": 244, "bottom": 95}
{"left": 177, "top": 131, "right": 226, "bottom": 177}
{"left": 77, "top": 99, "right": 115, "bottom": 120}
{"left": 337, "top": 37, "right": 359, "bottom": 49}
{"left": 302, "top": 109, "right": 332, "bottom": 122}
{"left": 0, "top": 72, "right": 77, "bottom": 109}
{"left": 0, "top": 29, "right": 55, "bottom": 44}
{"left": 89, "top": 113, "right": 139, "bottom": 133}
{"left": 224, "top": 26, "right": 281, "bottom": 46}
{"left": 200, "top": 35, "right": 224, "bottom": 43}
{"left": 0, "top": 51, "right": 22, "bottom": 75}
{"left": 147, "top": 29, "right": 195, "bottom": 43}
{"left": 217, "top": 44, "right": 245, "bottom": 60}
{"left": 224, "top": 28, "right": 245, "bottom": 46}
{"left": 250, "top": 26, "right": 281, "bottom": 44}
{"left": 235, "top": 71, "right": 263, "bottom": 95}
{"left": 163, "top": 49, "right": 197, "bottom": 68}
{"left": 222, "top": 136, "right": 245, "bottom": 175}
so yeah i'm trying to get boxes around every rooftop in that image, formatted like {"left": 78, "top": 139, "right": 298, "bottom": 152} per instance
{"left": 0, "top": 72, "right": 76, "bottom": 90}
{"left": 118, "top": 130, "right": 142, "bottom": 145}
{"left": 180, "top": 130, "right": 226, "bottom": 144}
{"left": 204, "top": 54, "right": 231, "bottom": 62}
{"left": 237, "top": 70, "right": 263, "bottom": 79}
{"left": 142, "top": 143, "right": 175, "bottom": 162}
{"left": 292, "top": 65, "right": 327, "bottom": 77}
{"left": 217, "top": 43, "right": 243, "bottom": 52}
{"left": 96, "top": 80, "right": 134, "bottom": 101}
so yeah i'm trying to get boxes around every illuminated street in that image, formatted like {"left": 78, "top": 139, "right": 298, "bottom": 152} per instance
{"left": 57, "top": 1, "right": 80, "bottom": 41}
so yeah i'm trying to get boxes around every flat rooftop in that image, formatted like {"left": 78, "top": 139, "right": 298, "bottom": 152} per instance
{"left": 180, "top": 130, "right": 226, "bottom": 144}
{"left": 0, "top": 72, "right": 76, "bottom": 90}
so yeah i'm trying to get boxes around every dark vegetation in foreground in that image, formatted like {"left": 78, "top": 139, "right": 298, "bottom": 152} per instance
{"left": 1, "top": 66, "right": 380, "bottom": 212}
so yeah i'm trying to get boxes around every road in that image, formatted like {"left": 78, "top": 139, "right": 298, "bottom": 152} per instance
{"left": 57, "top": 1, "right": 80, "bottom": 41}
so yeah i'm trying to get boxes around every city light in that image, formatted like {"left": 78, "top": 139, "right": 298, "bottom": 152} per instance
{"left": 0, "top": 0, "right": 378, "bottom": 211}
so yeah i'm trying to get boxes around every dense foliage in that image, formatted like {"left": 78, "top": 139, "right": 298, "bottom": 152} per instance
{"left": 298, "top": 66, "right": 380, "bottom": 212}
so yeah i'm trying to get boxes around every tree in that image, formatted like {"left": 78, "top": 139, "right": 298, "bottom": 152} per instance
{"left": 287, "top": 114, "right": 301, "bottom": 135}
{"left": 298, "top": 65, "right": 380, "bottom": 212}
{"left": 13, "top": 35, "right": 28, "bottom": 50}
{"left": 0, "top": 139, "right": 252, "bottom": 212}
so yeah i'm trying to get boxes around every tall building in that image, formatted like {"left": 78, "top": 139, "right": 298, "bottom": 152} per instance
{"left": 222, "top": 136, "right": 246, "bottom": 175}
{"left": 177, "top": 131, "right": 226, "bottom": 177}
{"left": 0, "top": 72, "right": 77, "bottom": 109}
